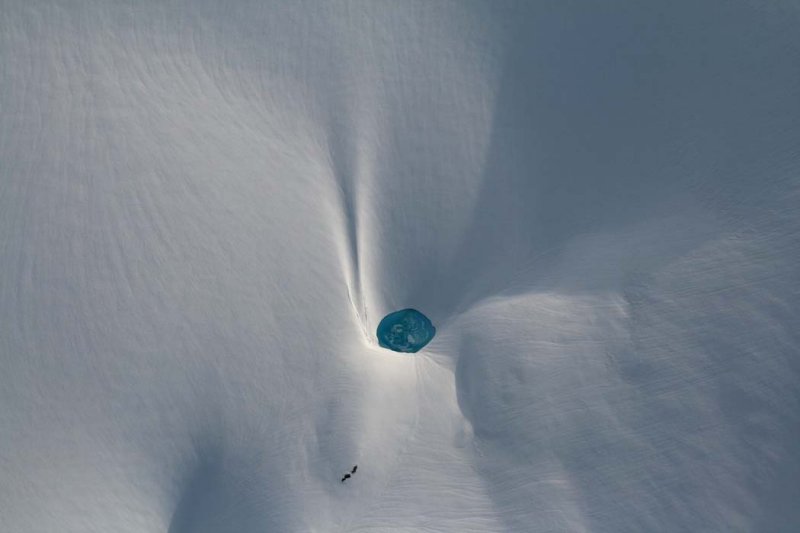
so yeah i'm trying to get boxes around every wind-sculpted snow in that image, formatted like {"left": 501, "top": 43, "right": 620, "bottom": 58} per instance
{"left": 2, "top": 1, "right": 799, "bottom": 532}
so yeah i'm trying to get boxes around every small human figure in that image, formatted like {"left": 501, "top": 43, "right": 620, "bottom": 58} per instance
{"left": 341, "top": 473, "right": 351, "bottom": 483}
{"left": 351, "top": 465, "right": 358, "bottom": 474}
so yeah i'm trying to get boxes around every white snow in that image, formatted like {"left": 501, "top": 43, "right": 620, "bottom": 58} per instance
{"left": 1, "top": 1, "right": 799, "bottom": 531}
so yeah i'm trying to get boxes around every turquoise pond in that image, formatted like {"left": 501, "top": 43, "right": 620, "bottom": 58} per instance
{"left": 376, "top": 309, "right": 436, "bottom": 353}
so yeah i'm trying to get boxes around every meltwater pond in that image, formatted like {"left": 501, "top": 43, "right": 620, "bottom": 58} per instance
{"left": 376, "top": 309, "right": 436, "bottom": 353}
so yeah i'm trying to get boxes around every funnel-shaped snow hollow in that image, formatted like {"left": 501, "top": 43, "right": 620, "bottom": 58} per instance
{"left": 376, "top": 309, "right": 436, "bottom": 353}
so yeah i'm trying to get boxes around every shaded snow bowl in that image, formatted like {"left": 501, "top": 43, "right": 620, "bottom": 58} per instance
{"left": 376, "top": 309, "right": 436, "bottom": 353}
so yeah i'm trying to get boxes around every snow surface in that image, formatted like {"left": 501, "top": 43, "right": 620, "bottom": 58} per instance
{"left": 1, "top": 1, "right": 799, "bottom": 531}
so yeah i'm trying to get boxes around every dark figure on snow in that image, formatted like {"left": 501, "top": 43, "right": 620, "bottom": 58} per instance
{"left": 351, "top": 465, "right": 357, "bottom": 474}
{"left": 341, "top": 473, "right": 351, "bottom": 483}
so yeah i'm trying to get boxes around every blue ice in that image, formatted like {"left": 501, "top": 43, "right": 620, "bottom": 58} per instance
{"left": 376, "top": 309, "right": 436, "bottom": 353}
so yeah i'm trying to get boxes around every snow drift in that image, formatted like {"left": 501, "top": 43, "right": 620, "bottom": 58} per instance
{"left": 1, "top": 1, "right": 799, "bottom": 531}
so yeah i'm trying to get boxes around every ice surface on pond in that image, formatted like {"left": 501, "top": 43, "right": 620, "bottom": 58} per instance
{"left": 377, "top": 309, "right": 436, "bottom": 353}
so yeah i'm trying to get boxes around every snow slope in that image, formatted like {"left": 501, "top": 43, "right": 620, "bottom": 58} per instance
{"left": 1, "top": 1, "right": 799, "bottom": 531}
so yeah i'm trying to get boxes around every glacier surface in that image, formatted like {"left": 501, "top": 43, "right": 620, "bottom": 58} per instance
{"left": 1, "top": 1, "right": 799, "bottom": 532}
